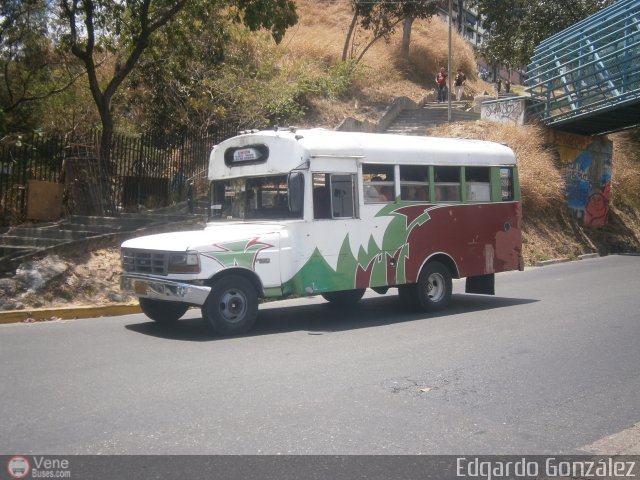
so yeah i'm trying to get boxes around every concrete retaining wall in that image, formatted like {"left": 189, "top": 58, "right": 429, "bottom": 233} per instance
{"left": 336, "top": 96, "right": 419, "bottom": 133}
{"left": 481, "top": 97, "right": 534, "bottom": 125}
{"left": 550, "top": 130, "right": 613, "bottom": 226}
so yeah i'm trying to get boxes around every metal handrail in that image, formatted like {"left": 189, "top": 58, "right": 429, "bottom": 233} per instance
{"left": 525, "top": 0, "right": 640, "bottom": 133}
{"left": 527, "top": 43, "right": 640, "bottom": 91}
{"left": 531, "top": 8, "right": 639, "bottom": 66}
{"left": 536, "top": 0, "right": 637, "bottom": 48}
{"left": 530, "top": 23, "right": 639, "bottom": 74}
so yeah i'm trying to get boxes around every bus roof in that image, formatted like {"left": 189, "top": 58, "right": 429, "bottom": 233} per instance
{"left": 208, "top": 128, "right": 517, "bottom": 179}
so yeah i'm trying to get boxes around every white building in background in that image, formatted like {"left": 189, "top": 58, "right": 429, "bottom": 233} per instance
{"left": 437, "top": 1, "right": 487, "bottom": 48}
{"left": 436, "top": 2, "right": 522, "bottom": 84}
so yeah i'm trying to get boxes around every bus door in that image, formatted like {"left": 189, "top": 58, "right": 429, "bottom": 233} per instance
{"left": 301, "top": 163, "right": 361, "bottom": 294}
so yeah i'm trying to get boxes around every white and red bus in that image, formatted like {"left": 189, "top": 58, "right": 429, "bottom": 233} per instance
{"left": 121, "top": 128, "right": 523, "bottom": 335}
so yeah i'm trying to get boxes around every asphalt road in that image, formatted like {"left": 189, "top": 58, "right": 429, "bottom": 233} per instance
{"left": 1, "top": 255, "right": 639, "bottom": 455}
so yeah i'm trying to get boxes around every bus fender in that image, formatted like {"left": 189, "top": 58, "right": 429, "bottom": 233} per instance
{"left": 417, "top": 252, "right": 460, "bottom": 283}
{"left": 207, "top": 268, "right": 265, "bottom": 298}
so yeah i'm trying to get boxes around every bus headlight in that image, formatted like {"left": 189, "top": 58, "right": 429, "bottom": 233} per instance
{"left": 168, "top": 251, "right": 200, "bottom": 273}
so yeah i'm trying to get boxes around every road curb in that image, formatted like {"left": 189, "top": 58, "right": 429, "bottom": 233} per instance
{"left": 578, "top": 253, "right": 600, "bottom": 260}
{"left": 0, "top": 303, "right": 141, "bottom": 325}
{"left": 534, "top": 258, "right": 571, "bottom": 267}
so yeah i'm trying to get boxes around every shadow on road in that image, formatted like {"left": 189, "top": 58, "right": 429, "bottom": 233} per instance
{"left": 124, "top": 292, "right": 538, "bottom": 342}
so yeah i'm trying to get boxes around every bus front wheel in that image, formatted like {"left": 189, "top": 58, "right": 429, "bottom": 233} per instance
{"left": 415, "top": 261, "right": 452, "bottom": 312}
{"left": 201, "top": 275, "right": 258, "bottom": 335}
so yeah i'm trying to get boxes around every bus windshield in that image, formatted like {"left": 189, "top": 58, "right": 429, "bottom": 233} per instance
{"left": 209, "top": 175, "right": 302, "bottom": 221}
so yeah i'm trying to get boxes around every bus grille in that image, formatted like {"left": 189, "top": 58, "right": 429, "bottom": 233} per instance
{"left": 122, "top": 249, "right": 169, "bottom": 276}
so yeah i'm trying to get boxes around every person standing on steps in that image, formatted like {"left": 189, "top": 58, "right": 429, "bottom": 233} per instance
{"left": 454, "top": 68, "right": 466, "bottom": 101}
{"left": 505, "top": 79, "right": 511, "bottom": 93}
{"left": 496, "top": 78, "right": 502, "bottom": 94}
{"left": 435, "top": 67, "right": 448, "bottom": 103}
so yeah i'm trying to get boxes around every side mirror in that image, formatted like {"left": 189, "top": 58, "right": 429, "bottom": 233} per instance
{"left": 288, "top": 171, "right": 305, "bottom": 214}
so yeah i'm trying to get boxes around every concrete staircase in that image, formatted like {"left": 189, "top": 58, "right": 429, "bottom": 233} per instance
{"left": 0, "top": 204, "right": 208, "bottom": 274}
{"left": 385, "top": 101, "right": 480, "bottom": 135}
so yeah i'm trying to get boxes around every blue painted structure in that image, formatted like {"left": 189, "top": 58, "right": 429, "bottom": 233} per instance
{"left": 526, "top": 0, "right": 640, "bottom": 136}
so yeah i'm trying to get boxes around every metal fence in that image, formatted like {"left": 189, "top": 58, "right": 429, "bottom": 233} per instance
{"left": 0, "top": 124, "right": 238, "bottom": 226}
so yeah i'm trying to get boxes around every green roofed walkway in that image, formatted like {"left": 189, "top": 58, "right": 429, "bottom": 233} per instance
{"left": 526, "top": 0, "right": 640, "bottom": 136}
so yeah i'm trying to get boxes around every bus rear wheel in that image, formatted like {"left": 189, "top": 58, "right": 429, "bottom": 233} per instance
{"left": 322, "top": 288, "right": 366, "bottom": 306}
{"left": 139, "top": 298, "right": 189, "bottom": 323}
{"left": 415, "top": 261, "right": 452, "bottom": 312}
{"left": 201, "top": 275, "right": 258, "bottom": 335}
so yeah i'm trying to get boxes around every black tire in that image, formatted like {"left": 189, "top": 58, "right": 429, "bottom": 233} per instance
{"left": 321, "top": 288, "right": 366, "bottom": 306}
{"left": 397, "top": 284, "right": 419, "bottom": 310}
{"left": 139, "top": 298, "right": 189, "bottom": 323}
{"left": 415, "top": 261, "right": 452, "bottom": 312}
{"left": 201, "top": 275, "right": 258, "bottom": 335}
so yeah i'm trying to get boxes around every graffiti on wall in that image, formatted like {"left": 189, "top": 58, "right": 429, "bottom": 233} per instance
{"left": 481, "top": 99, "right": 526, "bottom": 125}
{"left": 554, "top": 132, "right": 612, "bottom": 226}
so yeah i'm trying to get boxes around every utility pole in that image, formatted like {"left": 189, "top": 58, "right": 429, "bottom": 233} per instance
{"left": 448, "top": 0, "right": 452, "bottom": 123}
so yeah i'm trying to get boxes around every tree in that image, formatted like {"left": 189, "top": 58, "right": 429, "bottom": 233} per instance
{"left": 475, "top": 0, "right": 616, "bottom": 70}
{"left": 400, "top": 0, "right": 438, "bottom": 58}
{"left": 58, "top": 0, "right": 191, "bottom": 213}
{"left": 0, "top": 0, "right": 83, "bottom": 131}
{"left": 342, "top": 0, "right": 438, "bottom": 63}
{"left": 57, "top": 0, "right": 297, "bottom": 213}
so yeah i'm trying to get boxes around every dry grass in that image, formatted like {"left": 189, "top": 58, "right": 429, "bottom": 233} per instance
{"left": 428, "top": 121, "right": 565, "bottom": 215}
{"left": 608, "top": 130, "right": 640, "bottom": 244}
{"left": 282, "top": 0, "right": 495, "bottom": 126}
{"left": 611, "top": 130, "right": 640, "bottom": 210}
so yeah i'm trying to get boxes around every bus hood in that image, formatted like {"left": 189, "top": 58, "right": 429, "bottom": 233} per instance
{"left": 121, "top": 223, "right": 286, "bottom": 252}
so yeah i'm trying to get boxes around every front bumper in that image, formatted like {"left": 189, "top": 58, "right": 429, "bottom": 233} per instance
{"left": 120, "top": 274, "right": 211, "bottom": 306}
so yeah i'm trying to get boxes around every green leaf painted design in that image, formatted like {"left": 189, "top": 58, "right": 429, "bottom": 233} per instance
{"left": 282, "top": 202, "right": 432, "bottom": 295}
{"left": 203, "top": 238, "right": 273, "bottom": 270}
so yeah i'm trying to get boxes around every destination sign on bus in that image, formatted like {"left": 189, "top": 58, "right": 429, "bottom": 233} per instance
{"left": 224, "top": 144, "right": 269, "bottom": 166}
{"left": 234, "top": 148, "right": 261, "bottom": 162}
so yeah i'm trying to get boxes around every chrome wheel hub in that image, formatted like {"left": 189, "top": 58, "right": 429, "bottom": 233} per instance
{"left": 219, "top": 289, "right": 247, "bottom": 323}
{"left": 426, "top": 272, "right": 445, "bottom": 302}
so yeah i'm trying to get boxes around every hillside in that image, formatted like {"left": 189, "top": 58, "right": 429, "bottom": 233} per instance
{"left": 281, "top": 0, "right": 492, "bottom": 127}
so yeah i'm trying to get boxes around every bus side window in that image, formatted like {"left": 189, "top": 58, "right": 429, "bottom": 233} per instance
{"left": 313, "top": 173, "right": 332, "bottom": 219}
{"left": 363, "top": 164, "right": 395, "bottom": 203}
{"left": 400, "top": 165, "right": 430, "bottom": 201}
{"left": 500, "top": 168, "right": 514, "bottom": 201}
{"left": 434, "top": 166, "right": 461, "bottom": 202}
{"left": 331, "top": 174, "right": 357, "bottom": 218}
{"left": 465, "top": 167, "right": 490, "bottom": 202}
